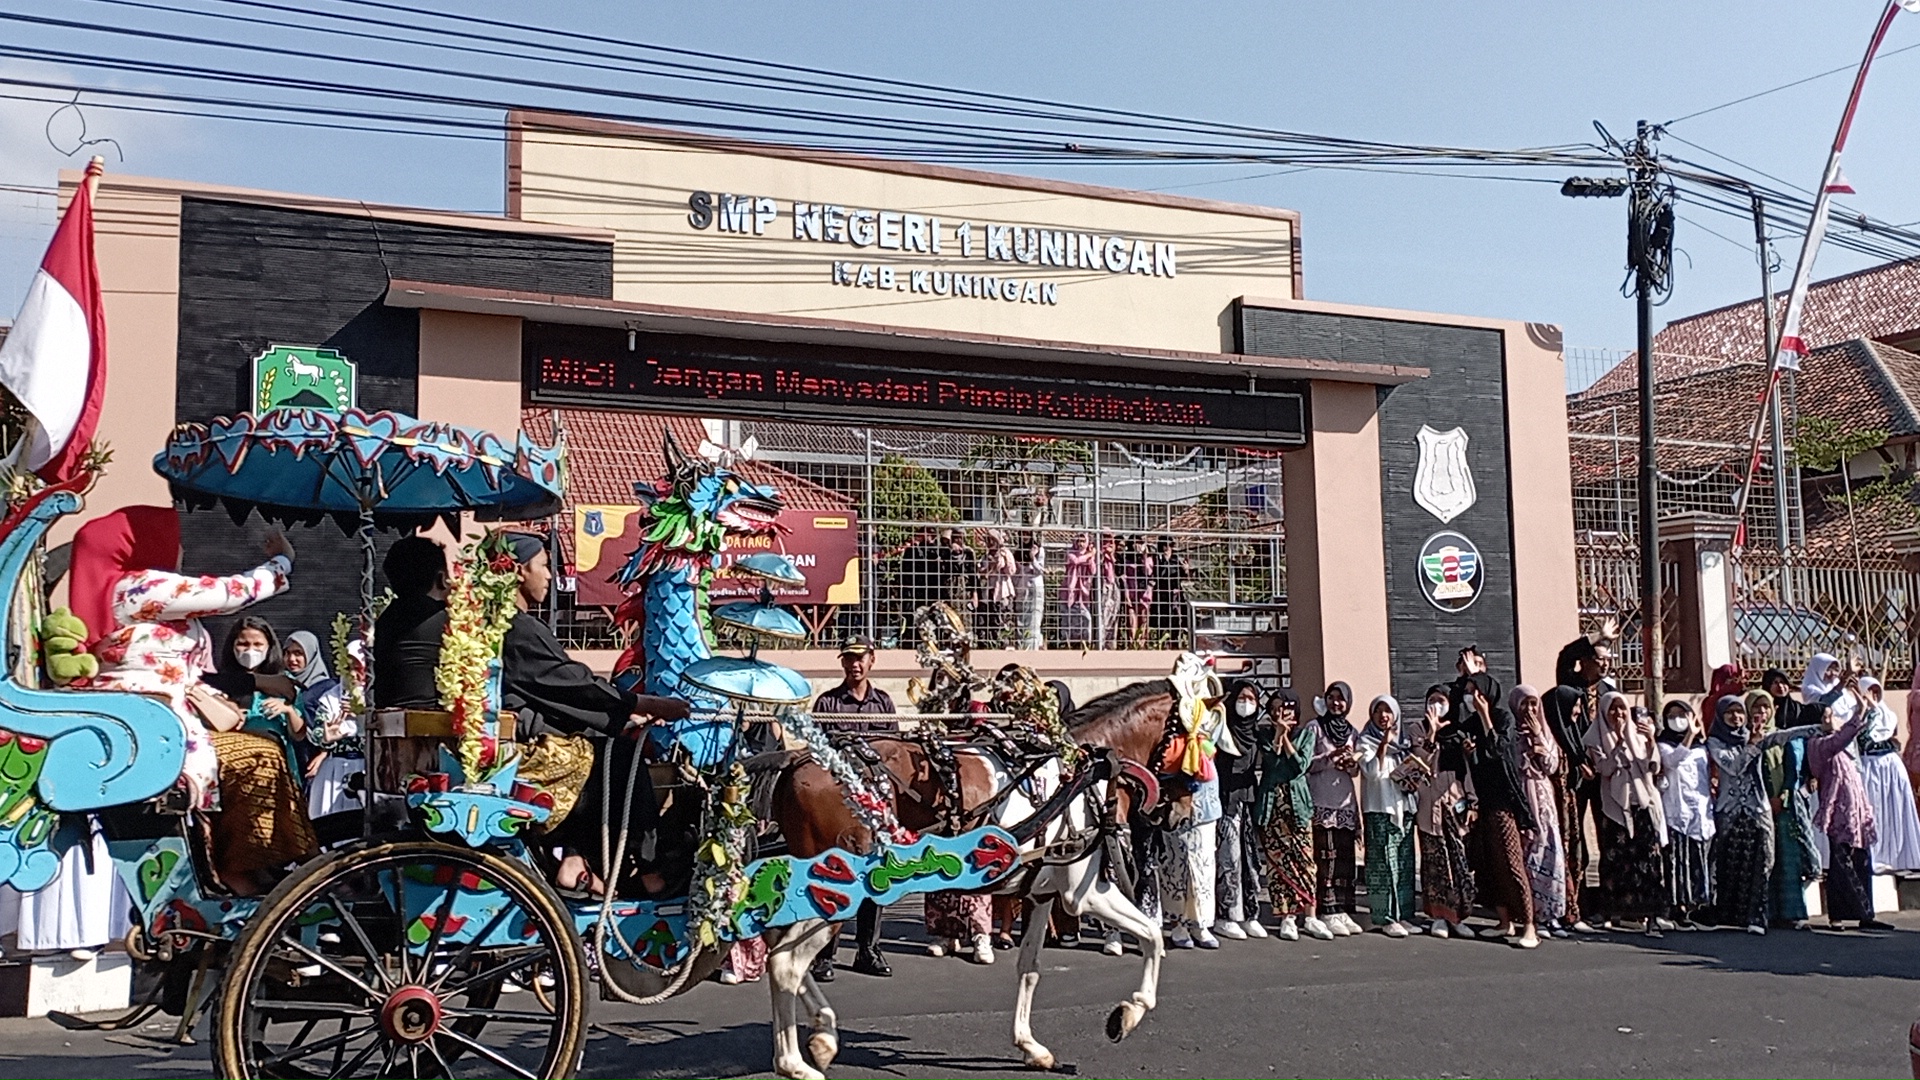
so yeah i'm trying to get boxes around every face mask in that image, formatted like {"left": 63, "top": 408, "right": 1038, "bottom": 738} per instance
{"left": 1234, "top": 700, "right": 1257, "bottom": 718}
{"left": 1426, "top": 700, "right": 1446, "bottom": 718}
{"left": 1665, "top": 715, "right": 1689, "bottom": 733}
{"left": 235, "top": 647, "right": 267, "bottom": 670}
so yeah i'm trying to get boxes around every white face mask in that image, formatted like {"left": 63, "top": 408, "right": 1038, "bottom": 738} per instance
{"left": 1234, "top": 699, "right": 1258, "bottom": 718}
{"left": 1665, "top": 715, "right": 1690, "bottom": 733}
{"left": 235, "top": 647, "right": 267, "bottom": 670}
{"left": 1426, "top": 700, "right": 1447, "bottom": 718}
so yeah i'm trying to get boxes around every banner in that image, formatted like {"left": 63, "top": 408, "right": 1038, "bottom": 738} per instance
{"left": 572, "top": 504, "right": 860, "bottom": 608}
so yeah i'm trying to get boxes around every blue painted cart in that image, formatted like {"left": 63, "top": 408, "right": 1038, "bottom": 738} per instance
{"left": 0, "top": 478, "right": 1019, "bottom": 1078}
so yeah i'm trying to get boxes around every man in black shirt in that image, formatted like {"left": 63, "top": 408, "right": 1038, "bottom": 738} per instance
{"left": 495, "top": 532, "right": 689, "bottom": 897}
{"left": 372, "top": 536, "right": 451, "bottom": 708}
{"left": 809, "top": 637, "right": 896, "bottom": 980}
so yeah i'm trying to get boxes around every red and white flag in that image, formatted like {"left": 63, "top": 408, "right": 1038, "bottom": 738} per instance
{"left": 1826, "top": 167, "right": 1857, "bottom": 194}
{"left": 0, "top": 158, "right": 107, "bottom": 482}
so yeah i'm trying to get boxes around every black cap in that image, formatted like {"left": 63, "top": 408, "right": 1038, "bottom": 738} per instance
{"left": 838, "top": 635, "right": 877, "bottom": 657}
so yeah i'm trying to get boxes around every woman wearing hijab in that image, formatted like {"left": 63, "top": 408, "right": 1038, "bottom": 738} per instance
{"left": 1060, "top": 536, "right": 1094, "bottom": 648}
{"left": 1256, "top": 689, "right": 1333, "bottom": 941}
{"left": 1704, "top": 693, "right": 1821, "bottom": 934}
{"left": 281, "top": 629, "right": 328, "bottom": 690}
{"left": 1654, "top": 700, "right": 1712, "bottom": 930}
{"left": 1454, "top": 669, "right": 1537, "bottom": 947}
{"left": 1707, "top": 663, "right": 1745, "bottom": 706}
{"left": 1511, "top": 685, "right": 1568, "bottom": 936}
{"left": 1410, "top": 684, "right": 1476, "bottom": 938}
{"left": 1807, "top": 673, "right": 1890, "bottom": 929}
{"left": 1585, "top": 691, "right": 1667, "bottom": 933}
{"left": 284, "top": 628, "right": 360, "bottom": 821}
{"left": 1755, "top": 689, "right": 1820, "bottom": 929}
{"left": 1856, "top": 677, "right": 1920, "bottom": 873}
{"left": 1307, "top": 681, "right": 1363, "bottom": 936}
{"left": 1801, "top": 653, "right": 1844, "bottom": 713}
{"left": 71, "top": 507, "right": 314, "bottom": 896}
{"left": 1213, "top": 679, "right": 1269, "bottom": 940}
{"left": 1358, "top": 695, "right": 1417, "bottom": 937}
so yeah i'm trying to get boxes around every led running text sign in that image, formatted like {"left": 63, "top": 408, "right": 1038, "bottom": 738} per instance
{"left": 524, "top": 324, "right": 1307, "bottom": 447}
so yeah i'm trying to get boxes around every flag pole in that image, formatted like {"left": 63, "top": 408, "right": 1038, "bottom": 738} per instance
{"left": 2, "top": 156, "right": 104, "bottom": 473}
{"left": 1731, "top": 1, "right": 1910, "bottom": 550}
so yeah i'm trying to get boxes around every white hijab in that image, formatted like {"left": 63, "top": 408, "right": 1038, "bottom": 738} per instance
{"left": 1359, "top": 695, "right": 1413, "bottom": 825}
{"left": 1862, "top": 675, "right": 1896, "bottom": 743}
{"left": 1801, "top": 652, "right": 1841, "bottom": 704}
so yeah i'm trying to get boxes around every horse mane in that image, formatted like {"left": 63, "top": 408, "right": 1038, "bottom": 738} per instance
{"left": 1066, "top": 678, "right": 1174, "bottom": 741}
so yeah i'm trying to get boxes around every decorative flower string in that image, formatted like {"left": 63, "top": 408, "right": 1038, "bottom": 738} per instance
{"left": 435, "top": 532, "right": 520, "bottom": 784}
{"left": 781, "top": 705, "right": 914, "bottom": 847}
{"left": 685, "top": 758, "right": 755, "bottom": 949}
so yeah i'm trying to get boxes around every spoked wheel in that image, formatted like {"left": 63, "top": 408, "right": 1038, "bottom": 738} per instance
{"left": 212, "top": 840, "right": 587, "bottom": 1079}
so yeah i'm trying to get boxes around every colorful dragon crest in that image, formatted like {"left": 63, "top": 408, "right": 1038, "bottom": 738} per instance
{"left": 610, "top": 433, "right": 784, "bottom": 759}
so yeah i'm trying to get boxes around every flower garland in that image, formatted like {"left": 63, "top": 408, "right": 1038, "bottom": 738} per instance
{"left": 434, "top": 533, "right": 521, "bottom": 784}
{"left": 991, "top": 665, "right": 1080, "bottom": 769}
{"left": 781, "top": 705, "right": 913, "bottom": 847}
{"left": 685, "top": 759, "right": 755, "bottom": 949}
{"left": 328, "top": 591, "right": 388, "bottom": 718}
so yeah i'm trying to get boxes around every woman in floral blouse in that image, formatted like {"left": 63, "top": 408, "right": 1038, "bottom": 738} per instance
{"left": 70, "top": 506, "right": 315, "bottom": 895}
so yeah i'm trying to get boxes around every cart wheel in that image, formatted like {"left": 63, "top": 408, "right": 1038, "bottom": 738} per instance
{"left": 212, "top": 840, "right": 586, "bottom": 1079}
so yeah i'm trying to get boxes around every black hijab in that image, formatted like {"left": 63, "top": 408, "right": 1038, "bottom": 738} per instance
{"left": 1317, "top": 680, "right": 1355, "bottom": 745}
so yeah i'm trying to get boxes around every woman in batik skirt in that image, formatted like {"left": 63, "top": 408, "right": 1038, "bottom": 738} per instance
{"left": 1410, "top": 685, "right": 1476, "bottom": 939}
{"left": 1257, "top": 689, "right": 1334, "bottom": 941}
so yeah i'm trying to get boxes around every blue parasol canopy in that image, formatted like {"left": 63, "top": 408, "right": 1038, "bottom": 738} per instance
{"left": 154, "top": 407, "right": 564, "bottom": 533}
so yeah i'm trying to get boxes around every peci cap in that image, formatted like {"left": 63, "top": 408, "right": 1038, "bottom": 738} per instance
{"left": 838, "top": 635, "right": 877, "bottom": 657}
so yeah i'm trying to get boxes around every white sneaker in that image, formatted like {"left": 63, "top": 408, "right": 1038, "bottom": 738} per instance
{"left": 1746, "top": 924, "right": 1767, "bottom": 936}
{"left": 1383, "top": 921, "right": 1410, "bottom": 939}
{"left": 1652, "top": 917, "right": 1678, "bottom": 931}
{"left": 1101, "top": 931, "right": 1124, "bottom": 956}
{"left": 1337, "top": 913, "right": 1364, "bottom": 935}
{"left": 1277, "top": 916, "right": 1299, "bottom": 941}
{"left": 1302, "top": 916, "right": 1335, "bottom": 940}
{"left": 1211, "top": 919, "right": 1248, "bottom": 941}
{"left": 1452, "top": 921, "right": 1477, "bottom": 939}
{"left": 717, "top": 969, "right": 743, "bottom": 985}
{"left": 971, "top": 933, "right": 995, "bottom": 965}
{"left": 1168, "top": 924, "right": 1195, "bottom": 949}
{"left": 1570, "top": 920, "right": 1598, "bottom": 934}
{"left": 1327, "top": 915, "right": 1353, "bottom": 937}
{"left": 926, "top": 939, "right": 949, "bottom": 958}
{"left": 1428, "top": 920, "right": 1450, "bottom": 939}
{"left": 1241, "top": 919, "right": 1269, "bottom": 939}
{"left": 1193, "top": 926, "right": 1221, "bottom": 949}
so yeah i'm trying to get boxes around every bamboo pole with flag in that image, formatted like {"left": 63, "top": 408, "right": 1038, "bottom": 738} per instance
{"left": 0, "top": 156, "right": 107, "bottom": 484}
{"left": 1732, "top": 0, "right": 1920, "bottom": 548}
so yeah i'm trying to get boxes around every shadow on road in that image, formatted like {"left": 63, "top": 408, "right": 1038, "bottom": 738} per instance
{"left": 581, "top": 1022, "right": 1032, "bottom": 1079}
{"left": 1585, "top": 922, "right": 1920, "bottom": 982}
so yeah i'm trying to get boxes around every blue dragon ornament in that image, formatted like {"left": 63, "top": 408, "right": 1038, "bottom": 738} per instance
{"left": 610, "top": 434, "right": 783, "bottom": 766}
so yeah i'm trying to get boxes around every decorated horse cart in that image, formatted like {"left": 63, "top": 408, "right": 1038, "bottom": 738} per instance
{"left": 0, "top": 410, "right": 1187, "bottom": 1078}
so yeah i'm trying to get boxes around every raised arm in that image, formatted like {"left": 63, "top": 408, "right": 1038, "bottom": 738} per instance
{"left": 117, "top": 555, "right": 291, "bottom": 624}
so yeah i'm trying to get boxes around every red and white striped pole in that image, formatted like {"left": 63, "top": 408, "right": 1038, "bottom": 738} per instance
{"left": 1731, "top": 0, "right": 1917, "bottom": 548}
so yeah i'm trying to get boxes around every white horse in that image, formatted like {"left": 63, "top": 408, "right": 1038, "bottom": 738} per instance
{"left": 762, "top": 751, "right": 1165, "bottom": 1079}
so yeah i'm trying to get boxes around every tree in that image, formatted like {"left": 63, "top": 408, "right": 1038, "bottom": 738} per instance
{"left": 871, "top": 453, "right": 958, "bottom": 554}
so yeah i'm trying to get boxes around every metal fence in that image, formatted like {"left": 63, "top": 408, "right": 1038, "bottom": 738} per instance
{"left": 1731, "top": 548, "right": 1916, "bottom": 685}
{"left": 557, "top": 422, "right": 1286, "bottom": 652}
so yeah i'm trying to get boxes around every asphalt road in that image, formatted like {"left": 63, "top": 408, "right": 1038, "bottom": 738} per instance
{"left": 4, "top": 909, "right": 1918, "bottom": 1079}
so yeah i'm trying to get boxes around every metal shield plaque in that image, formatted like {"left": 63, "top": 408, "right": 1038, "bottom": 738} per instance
{"left": 1413, "top": 425, "right": 1476, "bottom": 524}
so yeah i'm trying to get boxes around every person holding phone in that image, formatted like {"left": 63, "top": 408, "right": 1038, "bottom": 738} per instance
{"left": 1307, "top": 681, "right": 1363, "bottom": 937}
{"left": 1256, "top": 689, "right": 1334, "bottom": 941}
{"left": 1359, "top": 695, "right": 1417, "bottom": 937}
{"left": 1454, "top": 663, "right": 1538, "bottom": 948}
{"left": 1585, "top": 693, "right": 1668, "bottom": 934}
{"left": 1654, "top": 699, "right": 1712, "bottom": 930}
{"left": 1410, "top": 684, "right": 1476, "bottom": 938}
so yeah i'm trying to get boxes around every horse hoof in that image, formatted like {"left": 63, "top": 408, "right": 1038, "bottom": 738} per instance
{"left": 808, "top": 1032, "right": 839, "bottom": 1070}
{"left": 777, "top": 1062, "right": 826, "bottom": 1080}
{"left": 1022, "top": 1046, "right": 1056, "bottom": 1071}
{"left": 1106, "top": 1001, "right": 1143, "bottom": 1042}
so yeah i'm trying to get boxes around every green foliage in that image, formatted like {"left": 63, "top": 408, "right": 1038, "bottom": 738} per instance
{"left": 1794, "top": 416, "right": 1887, "bottom": 473}
{"left": 871, "top": 453, "right": 958, "bottom": 552}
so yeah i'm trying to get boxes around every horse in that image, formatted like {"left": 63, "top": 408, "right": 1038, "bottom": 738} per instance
{"left": 760, "top": 677, "right": 1182, "bottom": 1079}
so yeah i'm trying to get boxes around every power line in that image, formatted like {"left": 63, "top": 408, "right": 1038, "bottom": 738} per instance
{"left": 1663, "top": 39, "right": 1920, "bottom": 126}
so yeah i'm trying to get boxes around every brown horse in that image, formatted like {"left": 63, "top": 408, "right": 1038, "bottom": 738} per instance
{"left": 760, "top": 679, "right": 1179, "bottom": 1078}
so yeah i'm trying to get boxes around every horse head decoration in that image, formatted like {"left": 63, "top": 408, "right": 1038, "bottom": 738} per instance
{"left": 611, "top": 432, "right": 784, "bottom": 764}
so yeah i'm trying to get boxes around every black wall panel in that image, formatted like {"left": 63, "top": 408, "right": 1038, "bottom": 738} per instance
{"left": 1238, "top": 305, "right": 1516, "bottom": 706}
{"left": 172, "top": 198, "right": 613, "bottom": 640}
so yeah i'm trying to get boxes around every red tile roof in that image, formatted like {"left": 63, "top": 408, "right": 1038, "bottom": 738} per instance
{"left": 523, "top": 407, "right": 855, "bottom": 563}
{"left": 1580, "top": 259, "right": 1920, "bottom": 398}
{"left": 1567, "top": 337, "right": 1920, "bottom": 484}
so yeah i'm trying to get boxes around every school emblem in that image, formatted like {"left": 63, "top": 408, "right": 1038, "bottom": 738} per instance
{"left": 1413, "top": 425, "right": 1476, "bottom": 524}
{"left": 1418, "top": 531, "right": 1483, "bottom": 612}
{"left": 583, "top": 510, "right": 605, "bottom": 538}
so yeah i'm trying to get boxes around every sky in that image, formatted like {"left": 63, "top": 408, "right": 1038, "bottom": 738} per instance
{"left": 5, "top": 0, "right": 1920, "bottom": 383}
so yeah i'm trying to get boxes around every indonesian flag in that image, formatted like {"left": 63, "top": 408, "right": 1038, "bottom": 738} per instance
{"left": 1826, "top": 167, "right": 1856, "bottom": 194}
{"left": 0, "top": 159, "right": 107, "bottom": 482}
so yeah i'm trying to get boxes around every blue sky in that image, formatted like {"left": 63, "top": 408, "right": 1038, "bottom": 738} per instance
{"left": 4, "top": 0, "right": 1920, "bottom": 374}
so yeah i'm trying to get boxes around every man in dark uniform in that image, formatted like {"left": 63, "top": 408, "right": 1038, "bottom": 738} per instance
{"left": 809, "top": 636, "right": 896, "bottom": 981}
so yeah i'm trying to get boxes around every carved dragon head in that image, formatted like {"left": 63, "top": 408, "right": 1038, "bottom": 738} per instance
{"left": 613, "top": 431, "right": 784, "bottom": 588}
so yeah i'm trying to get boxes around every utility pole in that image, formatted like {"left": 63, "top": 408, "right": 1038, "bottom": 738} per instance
{"left": 1627, "top": 121, "right": 1666, "bottom": 710}
{"left": 1565, "top": 120, "right": 1671, "bottom": 705}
